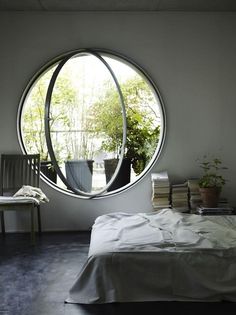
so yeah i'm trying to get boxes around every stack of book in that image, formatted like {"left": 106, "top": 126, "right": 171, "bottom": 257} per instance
{"left": 171, "top": 182, "right": 189, "bottom": 212}
{"left": 218, "top": 197, "right": 230, "bottom": 208}
{"left": 197, "top": 206, "right": 235, "bottom": 215}
{"left": 188, "top": 179, "right": 202, "bottom": 213}
{"left": 151, "top": 171, "right": 171, "bottom": 210}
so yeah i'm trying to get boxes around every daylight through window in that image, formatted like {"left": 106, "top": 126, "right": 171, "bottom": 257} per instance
{"left": 18, "top": 49, "right": 166, "bottom": 198}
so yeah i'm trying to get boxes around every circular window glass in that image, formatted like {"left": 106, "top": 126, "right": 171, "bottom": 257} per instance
{"left": 18, "top": 49, "right": 166, "bottom": 197}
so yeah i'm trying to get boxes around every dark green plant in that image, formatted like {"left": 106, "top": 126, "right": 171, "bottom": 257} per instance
{"left": 89, "top": 76, "right": 160, "bottom": 175}
{"left": 198, "top": 157, "right": 227, "bottom": 188}
{"left": 22, "top": 68, "right": 77, "bottom": 164}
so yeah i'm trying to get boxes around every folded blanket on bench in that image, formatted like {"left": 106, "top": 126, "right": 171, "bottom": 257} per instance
{"left": 13, "top": 185, "right": 49, "bottom": 203}
{"left": 0, "top": 185, "right": 49, "bottom": 205}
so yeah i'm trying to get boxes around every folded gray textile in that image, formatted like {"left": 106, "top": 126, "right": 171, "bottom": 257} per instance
{"left": 13, "top": 185, "right": 49, "bottom": 203}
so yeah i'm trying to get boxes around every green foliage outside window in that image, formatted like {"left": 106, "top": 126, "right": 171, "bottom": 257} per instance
{"left": 89, "top": 76, "right": 160, "bottom": 175}
{"left": 22, "top": 71, "right": 160, "bottom": 176}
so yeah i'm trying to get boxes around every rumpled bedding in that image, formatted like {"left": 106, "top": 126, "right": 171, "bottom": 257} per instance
{"left": 67, "top": 209, "right": 236, "bottom": 304}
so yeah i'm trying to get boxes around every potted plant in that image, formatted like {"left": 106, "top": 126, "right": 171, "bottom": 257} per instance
{"left": 103, "top": 112, "right": 159, "bottom": 191}
{"left": 103, "top": 157, "right": 132, "bottom": 191}
{"left": 40, "top": 159, "right": 57, "bottom": 184}
{"left": 65, "top": 159, "right": 94, "bottom": 192}
{"left": 198, "top": 157, "right": 227, "bottom": 208}
{"left": 89, "top": 76, "right": 160, "bottom": 191}
{"left": 64, "top": 131, "right": 95, "bottom": 193}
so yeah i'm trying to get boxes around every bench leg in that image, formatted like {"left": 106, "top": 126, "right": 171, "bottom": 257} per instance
{"left": 37, "top": 205, "right": 42, "bottom": 234}
{"left": 30, "top": 207, "right": 35, "bottom": 245}
{"left": 1, "top": 211, "right": 5, "bottom": 235}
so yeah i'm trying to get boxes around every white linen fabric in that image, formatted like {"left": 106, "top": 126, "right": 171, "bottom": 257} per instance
{"left": 0, "top": 186, "right": 49, "bottom": 206}
{"left": 13, "top": 185, "right": 49, "bottom": 203}
{"left": 67, "top": 209, "right": 236, "bottom": 304}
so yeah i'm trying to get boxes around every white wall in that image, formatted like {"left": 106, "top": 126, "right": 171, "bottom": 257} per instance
{"left": 0, "top": 12, "right": 236, "bottom": 232}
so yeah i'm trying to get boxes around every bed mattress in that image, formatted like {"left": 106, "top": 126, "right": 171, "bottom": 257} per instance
{"left": 67, "top": 208, "right": 236, "bottom": 303}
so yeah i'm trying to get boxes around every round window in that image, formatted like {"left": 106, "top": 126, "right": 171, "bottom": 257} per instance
{"left": 18, "top": 49, "right": 166, "bottom": 198}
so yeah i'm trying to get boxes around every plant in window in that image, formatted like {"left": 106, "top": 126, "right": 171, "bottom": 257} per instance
{"left": 89, "top": 76, "right": 160, "bottom": 176}
{"left": 22, "top": 70, "right": 79, "bottom": 183}
{"left": 20, "top": 49, "right": 165, "bottom": 195}
{"left": 63, "top": 104, "right": 95, "bottom": 192}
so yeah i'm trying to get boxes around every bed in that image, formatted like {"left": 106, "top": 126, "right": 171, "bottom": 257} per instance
{"left": 66, "top": 208, "right": 236, "bottom": 304}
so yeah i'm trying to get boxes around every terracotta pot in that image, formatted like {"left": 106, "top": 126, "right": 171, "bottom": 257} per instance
{"left": 199, "top": 187, "right": 221, "bottom": 208}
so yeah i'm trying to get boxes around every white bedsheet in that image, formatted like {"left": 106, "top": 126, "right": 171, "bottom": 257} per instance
{"left": 67, "top": 209, "right": 236, "bottom": 303}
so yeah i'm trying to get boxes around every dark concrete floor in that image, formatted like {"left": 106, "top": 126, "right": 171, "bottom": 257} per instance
{"left": 0, "top": 232, "right": 236, "bottom": 315}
